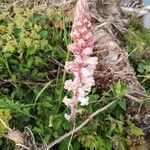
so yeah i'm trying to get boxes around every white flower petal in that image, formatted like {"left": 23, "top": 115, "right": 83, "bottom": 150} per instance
{"left": 78, "top": 97, "right": 89, "bottom": 106}
{"left": 82, "top": 47, "right": 93, "bottom": 55}
{"left": 78, "top": 88, "right": 86, "bottom": 97}
{"left": 84, "top": 57, "right": 98, "bottom": 65}
{"left": 81, "top": 68, "right": 90, "bottom": 78}
{"left": 64, "top": 114, "right": 71, "bottom": 121}
{"left": 63, "top": 96, "right": 71, "bottom": 106}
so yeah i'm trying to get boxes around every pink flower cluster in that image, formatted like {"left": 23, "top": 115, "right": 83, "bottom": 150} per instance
{"left": 63, "top": 0, "right": 98, "bottom": 121}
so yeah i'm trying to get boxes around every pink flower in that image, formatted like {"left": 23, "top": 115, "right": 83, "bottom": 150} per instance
{"left": 78, "top": 87, "right": 86, "bottom": 97}
{"left": 82, "top": 47, "right": 93, "bottom": 55}
{"left": 63, "top": 0, "right": 98, "bottom": 121}
{"left": 84, "top": 57, "right": 98, "bottom": 65}
{"left": 65, "top": 61, "right": 77, "bottom": 72}
{"left": 74, "top": 56, "right": 83, "bottom": 64}
{"left": 76, "top": 38, "right": 87, "bottom": 48}
{"left": 64, "top": 80, "right": 76, "bottom": 91}
{"left": 83, "top": 32, "right": 92, "bottom": 40}
{"left": 68, "top": 44, "right": 81, "bottom": 55}
{"left": 81, "top": 77, "right": 95, "bottom": 92}
{"left": 80, "top": 26, "right": 88, "bottom": 34}
{"left": 81, "top": 68, "right": 91, "bottom": 78}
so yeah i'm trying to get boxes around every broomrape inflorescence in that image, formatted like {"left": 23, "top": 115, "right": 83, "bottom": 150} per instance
{"left": 63, "top": 0, "right": 98, "bottom": 121}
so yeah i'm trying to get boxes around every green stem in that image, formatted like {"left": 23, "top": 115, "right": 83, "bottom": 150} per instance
{"left": 55, "top": 9, "right": 70, "bottom": 114}
{"left": 0, "top": 53, "right": 17, "bottom": 87}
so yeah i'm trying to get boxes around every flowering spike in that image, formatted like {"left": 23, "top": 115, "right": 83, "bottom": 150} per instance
{"left": 63, "top": 0, "right": 98, "bottom": 121}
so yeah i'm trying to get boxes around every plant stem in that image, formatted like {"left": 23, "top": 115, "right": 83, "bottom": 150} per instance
{"left": 0, "top": 53, "right": 17, "bottom": 87}
{"left": 67, "top": 121, "right": 76, "bottom": 150}
{"left": 55, "top": 9, "right": 70, "bottom": 114}
{"left": 45, "top": 100, "right": 117, "bottom": 150}
{"left": 0, "top": 118, "right": 12, "bottom": 131}
{"left": 34, "top": 80, "right": 54, "bottom": 104}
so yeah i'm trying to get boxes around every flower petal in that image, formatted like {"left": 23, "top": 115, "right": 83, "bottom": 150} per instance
{"left": 63, "top": 96, "right": 71, "bottom": 106}
{"left": 64, "top": 114, "right": 71, "bottom": 121}
{"left": 78, "top": 97, "right": 89, "bottom": 106}
{"left": 82, "top": 47, "right": 93, "bottom": 55}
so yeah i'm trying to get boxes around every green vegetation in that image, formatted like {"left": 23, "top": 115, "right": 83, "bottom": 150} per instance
{"left": 0, "top": 5, "right": 149, "bottom": 150}
{"left": 123, "top": 17, "right": 150, "bottom": 92}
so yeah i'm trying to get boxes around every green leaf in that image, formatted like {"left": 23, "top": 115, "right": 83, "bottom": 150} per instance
{"left": 0, "top": 97, "right": 27, "bottom": 115}
{"left": 24, "top": 38, "right": 32, "bottom": 47}
{"left": 59, "top": 138, "right": 73, "bottom": 150}
{"left": 116, "top": 142, "right": 126, "bottom": 150}
{"left": 52, "top": 116, "right": 62, "bottom": 130}
{"left": 12, "top": 74, "right": 16, "bottom": 83}
{"left": 40, "top": 30, "right": 49, "bottom": 39}
{"left": 27, "top": 57, "right": 33, "bottom": 67}
{"left": 72, "top": 141, "right": 80, "bottom": 150}
{"left": 138, "top": 63, "right": 150, "bottom": 73}
{"left": 44, "top": 134, "right": 51, "bottom": 144}
{"left": 34, "top": 56, "right": 45, "bottom": 66}
{"left": 92, "top": 87, "right": 97, "bottom": 94}
{"left": 118, "top": 99, "right": 126, "bottom": 110}
{"left": 112, "top": 81, "right": 127, "bottom": 96}
{"left": 110, "top": 123, "right": 116, "bottom": 131}
{"left": 27, "top": 46, "right": 37, "bottom": 56}
{"left": 34, "top": 80, "right": 53, "bottom": 104}
{"left": 130, "top": 126, "right": 144, "bottom": 136}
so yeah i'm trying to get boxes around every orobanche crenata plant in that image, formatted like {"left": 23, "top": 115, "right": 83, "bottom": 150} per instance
{"left": 63, "top": 0, "right": 98, "bottom": 121}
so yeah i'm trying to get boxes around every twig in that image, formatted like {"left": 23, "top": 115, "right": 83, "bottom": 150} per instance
{"left": 125, "top": 93, "right": 141, "bottom": 102}
{"left": 0, "top": 79, "right": 57, "bottom": 87}
{"left": 0, "top": 118, "right": 30, "bottom": 149}
{"left": 44, "top": 100, "right": 117, "bottom": 150}
{"left": 52, "top": 0, "right": 77, "bottom": 8}
{"left": 125, "top": 93, "right": 149, "bottom": 102}
{"left": 25, "top": 126, "right": 37, "bottom": 149}
{"left": 16, "top": 144, "right": 30, "bottom": 150}
{"left": 0, "top": 118, "right": 12, "bottom": 131}
{"left": 51, "top": 59, "right": 64, "bottom": 67}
